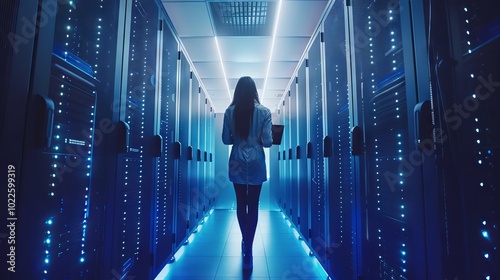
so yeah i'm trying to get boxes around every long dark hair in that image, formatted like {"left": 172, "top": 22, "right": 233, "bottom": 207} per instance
{"left": 231, "top": 76, "right": 260, "bottom": 139}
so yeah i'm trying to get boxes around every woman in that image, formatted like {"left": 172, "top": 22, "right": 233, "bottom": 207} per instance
{"left": 222, "top": 76, "right": 273, "bottom": 270}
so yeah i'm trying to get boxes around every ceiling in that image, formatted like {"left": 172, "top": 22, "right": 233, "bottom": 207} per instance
{"left": 161, "top": 0, "right": 331, "bottom": 113}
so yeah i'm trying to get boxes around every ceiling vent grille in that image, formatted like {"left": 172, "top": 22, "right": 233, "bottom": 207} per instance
{"left": 210, "top": 1, "right": 276, "bottom": 36}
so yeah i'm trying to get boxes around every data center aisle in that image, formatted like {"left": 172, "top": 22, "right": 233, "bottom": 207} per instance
{"left": 156, "top": 209, "right": 329, "bottom": 280}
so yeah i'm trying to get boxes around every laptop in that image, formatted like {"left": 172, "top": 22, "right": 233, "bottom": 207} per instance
{"left": 271, "top": 124, "right": 284, "bottom": 145}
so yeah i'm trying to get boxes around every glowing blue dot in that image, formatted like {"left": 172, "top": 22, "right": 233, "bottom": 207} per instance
{"left": 482, "top": 231, "right": 489, "bottom": 238}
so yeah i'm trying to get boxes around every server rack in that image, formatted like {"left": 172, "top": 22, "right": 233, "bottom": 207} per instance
{"left": 198, "top": 95, "right": 208, "bottom": 214}
{"left": 1, "top": 0, "right": 120, "bottom": 279}
{"left": 296, "top": 61, "right": 310, "bottom": 242}
{"left": 308, "top": 33, "right": 327, "bottom": 261}
{"left": 323, "top": 0, "right": 359, "bottom": 278}
{"left": 174, "top": 52, "right": 191, "bottom": 249}
{"left": 350, "top": 0, "right": 433, "bottom": 278}
{"left": 152, "top": 16, "right": 178, "bottom": 275}
{"left": 189, "top": 77, "right": 200, "bottom": 231}
{"left": 109, "top": 0, "right": 160, "bottom": 277}
{"left": 430, "top": 0, "right": 500, "bottom": 278}
{"left": 290, "top": 85, "right": 300, "bottom": 226}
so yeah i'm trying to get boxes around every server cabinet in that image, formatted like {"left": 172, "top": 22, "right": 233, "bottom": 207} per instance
{"left": 323, "top": 0, "right": 359, "bottom": 278}
{"left": 277, "top": 105, "right": 286, "bottom": 210}
{"left": 1, "top": 0, "right": 120, "bottom": 279}
{"left": 297, "top": 62, "right": 310, "bottom": 241}
{"left": 109, "top": 0, "right": 160, "bottom": 278}
{"left": 350, "top": 0, "right": 431, "bottom": 278}
{"left": 276, "top": 103, "right": 287, "bottom": 210}
{"left": 207, "top": 101, "right": 214, "bottom": 210}
{"left": 198, "top": 95, "right": 207, "bottom": 215}
{"left": 286, "top": 92, "right": 294, "bottom": 218}
{"left": 189, "top": 78, "right": 200, "bottom": 231}
{"left": 430, "top": 0, "right": 500, "bottom": 278}
{"left": 289, "top": 84, "right": 300, "bottom": 226}
{"left": 307, "top": 34, "right": 327, "bottom": 261}
{"left": 207, "top": 106, "right": 216, "bottom": 208}
{"left": 174, "top": 52, "right": 191, "bottom": 249}
{"left": 283, "top": 95, "right": 292, "bottom": 215}
{"left": 152, "top": 16, "right": 178, "bottom": 274}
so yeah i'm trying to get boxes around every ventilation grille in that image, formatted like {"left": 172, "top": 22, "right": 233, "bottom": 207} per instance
{"left": 210, "top": 1, "right": 276, "bottom": 36}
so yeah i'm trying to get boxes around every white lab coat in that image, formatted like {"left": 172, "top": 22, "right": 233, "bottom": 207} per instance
{"left": 222, "top": 101, "right": 273, "bottom": 185}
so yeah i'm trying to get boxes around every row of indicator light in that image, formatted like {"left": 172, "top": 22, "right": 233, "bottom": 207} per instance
{"left": 367, "top": 8, "right": 409, "bottom": 276}
{"left": 44, "top": 0, "right": 101, "bottom": 273}
{"left": 465, "top": 5, "right": 494, "bottom": 279}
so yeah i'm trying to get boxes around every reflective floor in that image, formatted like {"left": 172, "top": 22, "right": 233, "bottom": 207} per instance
{"left": 156, "top": 209, "right": 329, "bottom": 280}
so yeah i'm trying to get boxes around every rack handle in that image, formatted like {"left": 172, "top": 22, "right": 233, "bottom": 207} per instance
{"left": 173, "top": 142, "right": 181, "bottom": 159}
{"left": 351, "top": 126, "right": 363, "bottom": 156}
{"left": 414, "top": 100, "right": 433, "bottom": 151}
{"left": 323, "top": 136, "right": 333, "bottom": 158}
{"left": 117, "top": 121, "right": 130, "bottom": 153}
{"left": 34, "top": 95, "right": 55, "bottom": 149}
{"left": 152, "top": 135, "right": 162, "bottom": 157}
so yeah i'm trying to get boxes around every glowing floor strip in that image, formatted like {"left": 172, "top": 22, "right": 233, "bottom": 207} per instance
{"left": 154, "top": 209, "right": 213, "bottom": 280}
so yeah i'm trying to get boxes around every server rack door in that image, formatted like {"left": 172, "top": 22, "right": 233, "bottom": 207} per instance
{"left": 350, "top": 1, "right": 428, "bottom": 278}
{"left": 284, "top": 98, "right": 292, "bottom": 216}
{"left": 280, "top": 101, "right": 286, "bottom": 211}
{"left": 270, "top": 134, "right": 281, "bottom": 208}
{"left": 207, "top": 107, "right": 216, "bottom": 209}
{"left": 152, "top": 16, "right": 178, "bottom": 274}
{"left": 189, "top": 78, "right": 200, "bottom": 230}
{"left": 290, "top": 84, "right": 299, "bottom": 226}
{"left": 431, "top": 0, "right": 500, "bottom": 278}
{"left": 286, "top": 93, "right": 294, "bottom": 218}
{"left": 278, "top": 108, "right": 286, "bottom": 210}
{"left": 323, "top": 0, "right": 358, "bottom": 278}
{"left": 175, "top": 52, "right": 191, "bottom": 248}
{"left": 111, "top": 0, "right": 159, "bottom": 278}
{"left": 297, "top": 62, "right": 310, "bottom": 241}
{"left": 199, "top": 94, "right": 207, "bottom": 215}
{"left": 308, "top": 34, "right": 327, "bottom": 260}
{"left": 276, "top": 108, "right": 284, "bottom": 210}
{"left": 2, "top": 0, "right": 119, "bottom": 278}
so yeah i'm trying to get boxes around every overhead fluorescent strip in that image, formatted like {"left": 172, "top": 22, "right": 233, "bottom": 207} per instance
{"left": 262, "top": 0, "right": 283, "bottom": 99}
{"left": 214, "top": 36, "right": 231, "bottom": 99}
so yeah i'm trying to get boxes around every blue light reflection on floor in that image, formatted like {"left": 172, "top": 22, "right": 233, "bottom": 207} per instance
{"left": 155, "top": 209, "right": 329, "bottom": 280}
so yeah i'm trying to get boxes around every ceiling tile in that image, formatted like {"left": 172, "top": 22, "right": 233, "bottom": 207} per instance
{"left": 163, "top": 2, "right": 214, "bottom": 37}
{"left": 182, "top": 38, "right": 219, "bottom": 62}
{"left": 272, "top": 37, "right": 310, "bottom": 61}
{"left": 277, "top": 1, "right": 328, "bottom": 37}
{"left": 218, "top": 37, "right": 271, "bottom": 62}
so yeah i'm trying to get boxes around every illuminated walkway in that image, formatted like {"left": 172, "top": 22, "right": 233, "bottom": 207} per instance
{"left": 156, "top": 209, "right": 329, "bottom": 280}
